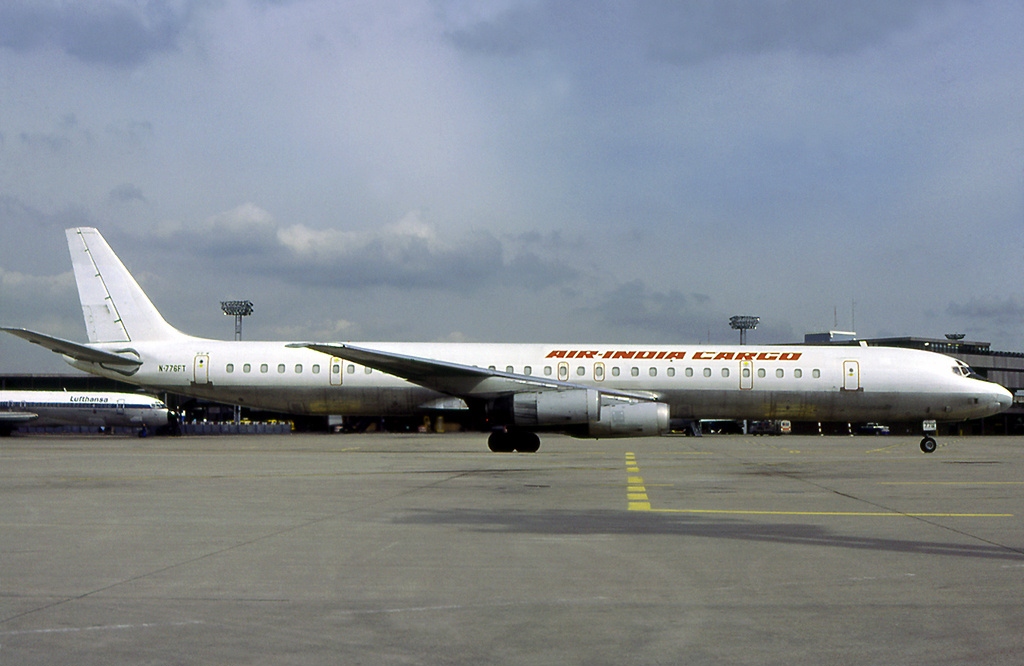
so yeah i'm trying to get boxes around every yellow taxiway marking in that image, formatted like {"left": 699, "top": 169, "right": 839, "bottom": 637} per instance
{"left": 625, "top": 453, "right": 649, "bottom": 511}
{"left": 624, "top": 453, "right": 1012, "bottom": 517}
{"left": 647, "top": 508, "right": 1012, "bottom": 517}
{"left": 881, "top": 481, "right": 1024, "bottom": 486}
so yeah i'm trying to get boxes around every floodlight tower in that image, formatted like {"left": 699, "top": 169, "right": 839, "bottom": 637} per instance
{"left": 221, "top": 300, "right": 254, "bottom": 341}
{"left": 729, "top": 315, "right": 759, "bottom": 345}
{"left": 221, "top": 300, "right": 253, "bottom": 424}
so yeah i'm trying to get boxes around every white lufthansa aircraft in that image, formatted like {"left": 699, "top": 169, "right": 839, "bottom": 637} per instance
{"left": 2, "top": 228, "right": 1013, "bottom": 453}
{"left": 0, "top": 389, "right": 171, "bottom": 436}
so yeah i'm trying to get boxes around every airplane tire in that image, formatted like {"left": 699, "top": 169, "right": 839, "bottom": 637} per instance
{"left": 488, "top": 431, "right": 514, "bottom": 453}
{"left": 920, "top": 436, "right": 937, "bottom": 453}
{"left": 514, "top": 432, "right": 541, "bottom": 453}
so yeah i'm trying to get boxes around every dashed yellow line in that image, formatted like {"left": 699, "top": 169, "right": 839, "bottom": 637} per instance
{"left": 625, "top": 452, "right": 1011, "bottom": 517}
{"left": 881, "top": 481, "right": 1024, "bottom": 486}
{"left": 647, "top": 508, "right": 1013, "bottom": 517}
{"left": 625, "top": 453, "right": 650, "bottom": 511}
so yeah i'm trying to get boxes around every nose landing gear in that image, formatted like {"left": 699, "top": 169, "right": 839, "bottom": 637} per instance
{"left": 919, "top": 419, "right": 938, "bottom": 453}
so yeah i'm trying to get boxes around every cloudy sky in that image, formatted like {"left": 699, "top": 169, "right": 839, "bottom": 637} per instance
{"left": 2, "top": 0, "right": 1023, "bottom": 373}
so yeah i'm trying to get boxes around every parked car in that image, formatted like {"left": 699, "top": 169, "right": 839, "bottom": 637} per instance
{"left": 857, "top": 423, "right": 890, "bottom": 435}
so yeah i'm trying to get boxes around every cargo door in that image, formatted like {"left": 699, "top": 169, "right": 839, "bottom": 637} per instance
{"left": 193, "top": 354, "right": 210, "bottom": 384}
{"left": 842, "top": 360, "right": 860, "bottom": 391}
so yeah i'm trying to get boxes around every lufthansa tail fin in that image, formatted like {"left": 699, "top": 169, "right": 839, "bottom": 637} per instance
{"left": 67, "top": 227, "right": 185, "bottom": 343}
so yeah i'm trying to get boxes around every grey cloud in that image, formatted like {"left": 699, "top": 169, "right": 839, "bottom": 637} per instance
{"left": 585, "top": 279, "right": 798, "bottom": 344}
{"left": 589, "top": 279, "right": 718, "bottom": 341}
{"left": 445, "top": 0, "right": 951, "bottom": 64}
{"left": 136, "top": 207, "right": 578, "bottom": 293}
{"left": 636, "top": 0, "right": 944, "bottom": 64}
{"left": 948, "top": 297, "right": 1024, "bottom": 327}
{"left": 0, "top": 1, "right": 194, "bottom": 66}
{"left": 108, "top": 183, "right": 146, "bottom": 204}
{"left": 0, "top": 196, "right": 93, "bottom": 232}
{"left": 19, "top": 131, "right": 72, "bottom": 154}
{"left": 275, "top": 229, "right": 578, "bottom": 292}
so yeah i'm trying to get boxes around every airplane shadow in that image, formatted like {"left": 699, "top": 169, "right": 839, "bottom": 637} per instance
{"left": 393, "top": 508, "right": 1024, "bottom": 561}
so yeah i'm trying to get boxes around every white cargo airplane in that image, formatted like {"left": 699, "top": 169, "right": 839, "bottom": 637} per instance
{"left": 0, "top": 389, "right": 171, "bottom": 436}
{"left": 2, "top": 228, "right": 1012, "bottom": 453}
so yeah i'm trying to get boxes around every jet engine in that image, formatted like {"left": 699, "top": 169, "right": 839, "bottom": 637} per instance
{"left": 491, "top": 389, "right": 670, "bottom": 438}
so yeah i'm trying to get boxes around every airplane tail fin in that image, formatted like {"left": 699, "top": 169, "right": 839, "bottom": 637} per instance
{"left": 66, "top": 227, "right": 186, "bottom": 343}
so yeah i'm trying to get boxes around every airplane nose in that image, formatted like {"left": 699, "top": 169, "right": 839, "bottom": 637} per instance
{"left": 993, "top": 385, "right": 1014, "bottom": 413}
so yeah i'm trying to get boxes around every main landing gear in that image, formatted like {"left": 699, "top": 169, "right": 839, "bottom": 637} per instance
{"left": 920, "top": 436, "right": 937, "bottom": 454}
{"left": 487, "top": 429, "right": 541, "bottom": 453}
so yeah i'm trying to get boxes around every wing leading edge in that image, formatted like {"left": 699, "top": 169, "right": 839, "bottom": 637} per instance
{"left": 292, "top": 342, "right": 660, "bottom": 403}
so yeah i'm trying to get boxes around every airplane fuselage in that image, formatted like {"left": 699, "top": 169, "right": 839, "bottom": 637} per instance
{"left": 0, "top": 390, "right": 171, "bottom": 432}
{"left": 68, "top": 337, "right": 1008, "bottom": 424}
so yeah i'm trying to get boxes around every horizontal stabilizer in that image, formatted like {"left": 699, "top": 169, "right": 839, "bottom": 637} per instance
{"left": 0, "top": 328, "right": 142, "bottom": 366}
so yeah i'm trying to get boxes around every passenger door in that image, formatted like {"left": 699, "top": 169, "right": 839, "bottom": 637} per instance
{"left": 739, "top": 360, "right": 753, "bottom": 390}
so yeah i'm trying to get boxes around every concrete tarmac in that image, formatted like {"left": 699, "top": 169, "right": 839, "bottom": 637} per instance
{"left": 2, "top": 432, "right": 1023, "bottom": 665}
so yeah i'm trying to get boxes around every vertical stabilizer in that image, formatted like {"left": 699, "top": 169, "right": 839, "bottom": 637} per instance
{"left": 67, "top": 228, "right": 185, "bottom": 342}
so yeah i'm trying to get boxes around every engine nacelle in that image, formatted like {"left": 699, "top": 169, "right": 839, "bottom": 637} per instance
{"left": 587, "top": 401, "right": 671, "bottom": 438}
{"left": 492, "top": 390, "right": 670, "bottom": 438}
{"left": 508, "top": 389, "right": 601, "bottom": 426}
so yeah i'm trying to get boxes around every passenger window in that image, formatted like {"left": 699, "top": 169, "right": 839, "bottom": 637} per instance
{"left": 757, "top": 368, "right": 766, "bottom": 378}
{"left": 544, "top": 366, "right": 552, "bottom": 376}
{"left": 612, "top": 367, "right": 620, "bottom": 377}
{"left": 649, "top": 367, "right": 657, "bottom": 377}
{"left": 260, "top": 364, "right": 268, "bottom": 373}
{"left": 346, "top": 364, "right": 355, "bottom": 374}
{"left": 813, "top": 369, "right": 821, "bottom": 378}
{"left": 312, "top": 364, "right": 320, "bottom": 374}
{"left": 667, "top": 367, "right": 675, "bottom": 377}
{"left": 506, "top": 366, "right": 514, "bottom": 373}
{"left": 243, "top": 363, "right": 251, "bottom": 373}
{"left": 295, "top": 364, "right": 302, "bottom": 374}
{"left": 776, "top": 369, "right": 784, "bottom": 378}
{"left": 277, "top": 364, "right": 286, "bottom": 373}
{"left": 722, "top": 368, "right": 730, "bottom": 378}
{"left": 595, "top": 365, "right": 604, "bottom": 379}
{"left": 685, "top": 367, "right": 694, "bottom": 377}
{"left": 364, "top": 367, "right": 372, "bottom": 374}
{"left": 742, "top": 367, "right": 750, "bottom": 378}
{"left": 631, "top": 367, "right": 639, "bottom": 377}
{"left": 703, "top": 368, "right": 712, "bottom": 377}
{"left": 226, "top": 363, "right": 234, "bottom": 373}
{"left": 524, "top": 366, "right": 532, "bottom": 376}
{"left": 794, "top": 369, "right": 802, "bottom": 378}
{"left": 576, "top": 366, "right": 586, "bottom": 376}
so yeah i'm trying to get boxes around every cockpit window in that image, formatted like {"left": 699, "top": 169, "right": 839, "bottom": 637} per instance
{"left": 953, "top": 360, "right": 979, "bottom": 378}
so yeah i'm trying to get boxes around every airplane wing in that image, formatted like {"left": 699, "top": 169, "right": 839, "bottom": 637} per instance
{"left": 291, "top": 342, "right": 660, "bottom": 402}
{"left": 0, "top": 328, "right": 142, "bottom": 366}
